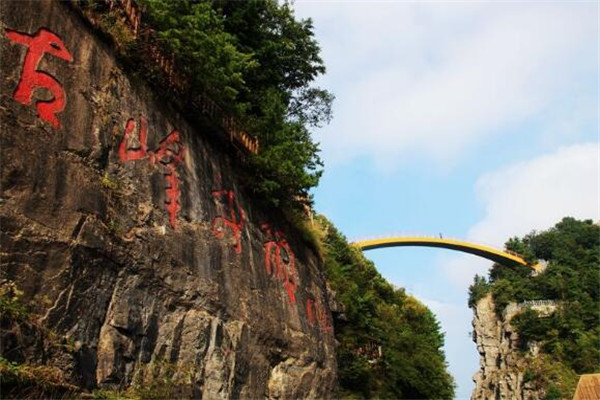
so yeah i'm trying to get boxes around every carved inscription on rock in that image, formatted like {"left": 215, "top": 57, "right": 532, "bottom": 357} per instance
{"left": 117, "top": 116, "right": 185, "bottom": 230}
{"left": 211, "top": 190, "right": 245, "bottom": 254}
{"left": 306, "top": 298, "right": 332, "bottom": 333}
{"left": 261, "top": 223, "right": 299, "bottom": 305}
{"left": 5, "top": 28, "right": 73, "bottom": 129}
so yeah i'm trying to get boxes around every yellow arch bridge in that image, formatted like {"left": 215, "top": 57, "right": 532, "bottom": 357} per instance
{"left": 352, "top": 237, "right": 540, "bottom": 270}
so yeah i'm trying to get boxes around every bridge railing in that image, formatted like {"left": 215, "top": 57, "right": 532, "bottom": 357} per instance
{"left": 344, "top": 338, "right": 383, "bottom": 363}
{"left": 103, "top": 0, "right": 141, "bottom": 35}
{"left": 352, "top": 234, "right": 513, "bottom": 252}
{"left": 351, "top": 232, "right": 451, "bottom": 243}
{"left": 503, "top": 300, "right": 560, "bottom": 318}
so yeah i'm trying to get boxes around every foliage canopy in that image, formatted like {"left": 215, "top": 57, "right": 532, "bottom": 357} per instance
{"left": 139, "top": 0, "right": 332, "bottom": 210}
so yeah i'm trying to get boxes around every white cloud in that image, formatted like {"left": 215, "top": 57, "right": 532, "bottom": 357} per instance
{"left": 440, "top": 255, "right": 491, "bottom": 292}
{"left": 470, "top": 142, "right": 599, "bottom": 244}
{"left": 441, "top": 142, "right": 599, "bottom": 291}
{"left": 294, "top": 2, "right": 597, "bottom": 168}
{"left": 431, "top": 142, "right": 599, "bottom": 397}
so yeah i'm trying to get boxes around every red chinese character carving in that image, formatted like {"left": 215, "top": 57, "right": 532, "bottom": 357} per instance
{"left": 306, "top": 298, "right": 332, "bottom": 333}
{"left": 118, "top": 117, "right": 148, "bottom": 162}
{"left": 5, "top": 28, "right": 73, "bottom": 129}
{"left": 149, "top": 131, "right": 184, "bottom": 230}
{"left": 117, "top": 117, "right": 184, "bottom": 230}
{"left": 212, "top": 190, "right": 245, "bottom": 254}
{"left": 261, "top": 223, "right": 298, "bottom": 304}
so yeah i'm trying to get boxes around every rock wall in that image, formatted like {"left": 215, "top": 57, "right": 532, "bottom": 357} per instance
{"left": 0, "top": 1, "right": 336, "bottom": 397}
{"left": 471, "top": 294, "right": 544, "bottom": 400}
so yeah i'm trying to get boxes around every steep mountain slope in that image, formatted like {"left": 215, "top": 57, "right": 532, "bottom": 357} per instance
{"left": 1, "top": 1, "right": 335, "bottom": 397}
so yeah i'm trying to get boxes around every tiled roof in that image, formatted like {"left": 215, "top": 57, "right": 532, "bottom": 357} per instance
{"left": 573, "top": 374, "right": 600, "bottom": 400}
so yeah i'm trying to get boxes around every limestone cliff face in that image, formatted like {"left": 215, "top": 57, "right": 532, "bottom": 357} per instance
{"left": 471, "top": 294, "right": 544, "bottom": 400}
{"left": 0, "top": 1, "right": 336, "bottom": 397}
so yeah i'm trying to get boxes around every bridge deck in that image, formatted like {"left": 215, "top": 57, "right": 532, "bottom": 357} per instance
{"left": 353, "top": 237, "right": 536, "bottom": 269}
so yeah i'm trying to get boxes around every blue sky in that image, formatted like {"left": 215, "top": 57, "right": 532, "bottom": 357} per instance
{"left": 293, "top": 1, "right": 599, "bottom": 399}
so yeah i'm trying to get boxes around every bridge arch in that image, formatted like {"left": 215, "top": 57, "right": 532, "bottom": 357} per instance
{"left": 352, "top": 237, "right": 539, "bottom": 270}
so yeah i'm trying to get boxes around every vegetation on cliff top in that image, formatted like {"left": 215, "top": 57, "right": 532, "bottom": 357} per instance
{"left": 85, "top": 0, "right": 332, "bottom": 212}
{"left": 316, "top": 216, "right": 455, "bottom": 399}
{"left": 468, "top": 217, "right": 600, "bottom": 399}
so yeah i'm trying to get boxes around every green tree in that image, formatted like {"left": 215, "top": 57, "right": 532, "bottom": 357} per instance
{"left": 141, "top": 0, "right": 253, "bottom": 106}
{"left": 242, "top": 89, "right": 323, "bottom": 209}
{"left": 468, "top": 274, "right": 491, "bottom": 308}
{"left": 214, "top": 0, "right": 333, "bottom": 208}
{"left": 215, "top": 0, "right": 329, "bottom": 109}
{"left": 317, "top": 216, "right": 455, "bottom": 399}
{"left": 139, "top": 0, "right": 333, "bottom": 211}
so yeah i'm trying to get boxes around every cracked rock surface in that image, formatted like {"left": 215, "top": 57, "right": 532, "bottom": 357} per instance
{"left": 471, "top": 294, "right": 543, "bottom": 400}
{"left": 0, "top": 1, "right": 336, "bottom": 397}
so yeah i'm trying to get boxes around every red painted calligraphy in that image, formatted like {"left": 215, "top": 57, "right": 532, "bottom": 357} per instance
{"left": 261, "top": 224, "right": 298, "bottom": 305}
{"left": 118, "top": 117, "right": 148, "bottom": 162}
{"left": 212, "top": 190, "right": 245, "bottom": 254}
{"left": 5, "top": 28, "right": 73, "bottom": 129}
{"left": 149, "top": 131, "right": 184, "bottom": 230}
{"left": 305, "top": 299, "right": 332, "bottom": 333}
{"left": 117, "top": 117, "right": 184, "bottom": 230}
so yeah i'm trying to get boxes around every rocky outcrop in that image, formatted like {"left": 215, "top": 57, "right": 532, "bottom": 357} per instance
{"left": 471, "top": 294, "right": 544, "bottom": 400}
{"left": 0, "top": 1, "right": 336, "bottom": 397}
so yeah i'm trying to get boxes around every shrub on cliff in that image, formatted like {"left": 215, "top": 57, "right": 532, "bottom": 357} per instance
{"left": 0, "top": 282, "right": 81, "bottom": 399}
{"left": 467, "top": 274, "right": 490, "bottom": 308}
{"left": 139, "top": 0, "right": 332, "bottom": 211}
{"left": 316, "top": 216, "right": 455, "bottom": 399}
